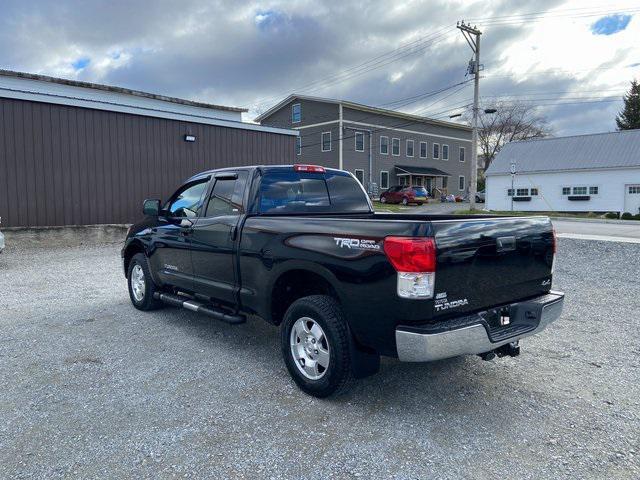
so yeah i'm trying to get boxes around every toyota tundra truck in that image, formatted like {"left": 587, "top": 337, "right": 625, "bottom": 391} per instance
{"left": 122, "top": 164, "right": 564, "bottom": 397}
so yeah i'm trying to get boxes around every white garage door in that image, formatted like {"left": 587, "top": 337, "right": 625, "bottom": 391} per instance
{"left": 624, "top": 184, "right": 640, "bottom": 215}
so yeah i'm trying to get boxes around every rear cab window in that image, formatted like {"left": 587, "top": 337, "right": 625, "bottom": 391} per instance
{"left": 258, "top": 169, "right": 372, "bottom": 214}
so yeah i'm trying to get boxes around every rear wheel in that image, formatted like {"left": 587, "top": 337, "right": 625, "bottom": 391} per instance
{"left": 127, "top": 253, "right": 162, "bottom": 311}
{"left": 281, "top": 295, "right": 353, "bottom": 397}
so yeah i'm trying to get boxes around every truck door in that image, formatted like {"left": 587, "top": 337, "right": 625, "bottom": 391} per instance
{"left": 190, "top": 171, "right": 248, "bottom": 305}
{"left": 150, "top": 177, "right": 210, "bottom": 291}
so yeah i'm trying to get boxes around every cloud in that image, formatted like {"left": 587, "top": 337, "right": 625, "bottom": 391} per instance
{"left": 0, "top": 0, "right": 637, "bottom": 136}
{"left": 590, "top": 14, "right": 632, "bottom": 36}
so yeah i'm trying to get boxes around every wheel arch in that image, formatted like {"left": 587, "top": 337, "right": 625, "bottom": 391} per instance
{"left": 122, "top": 239, "right": 147, "bottom": 276}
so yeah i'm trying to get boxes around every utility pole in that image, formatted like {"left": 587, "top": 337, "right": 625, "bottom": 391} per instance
{"left": 457, "top": 21, "right": 482, "bottom": 210}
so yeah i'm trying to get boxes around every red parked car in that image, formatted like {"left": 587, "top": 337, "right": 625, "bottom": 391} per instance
{"left": 380, "top": 186, "right": 429, "bottom": 206}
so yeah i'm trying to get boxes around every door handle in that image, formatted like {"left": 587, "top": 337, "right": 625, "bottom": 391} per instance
{"left": 230, "top": 225, "right": 238, "bottom": 241}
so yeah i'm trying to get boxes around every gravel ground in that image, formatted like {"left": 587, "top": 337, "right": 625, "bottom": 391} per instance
{"left": 0, "top": 238, "right": 638, "bottom": 479}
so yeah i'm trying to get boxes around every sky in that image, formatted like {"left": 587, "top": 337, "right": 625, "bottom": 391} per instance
{"left": 1, "top": 0, "right": 638, "bottom": 136}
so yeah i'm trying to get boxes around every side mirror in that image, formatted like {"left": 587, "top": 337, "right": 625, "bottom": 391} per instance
{"left": 143, "top": 199, "right": 161, "bottom": 217}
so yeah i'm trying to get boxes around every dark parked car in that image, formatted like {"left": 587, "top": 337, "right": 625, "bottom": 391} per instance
{"left": 122, "top": 164, "right": 563, "bottom": 397}
{"left": 476, "top": 190, "right": 486, "bottom": 203}
{"left": 380, "top": 186, "right": 428, "bottom": 205}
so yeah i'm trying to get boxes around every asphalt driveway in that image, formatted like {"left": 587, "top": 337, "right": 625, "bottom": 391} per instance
{"left": 0, "top": 238, "right": 638, "bottom": 479}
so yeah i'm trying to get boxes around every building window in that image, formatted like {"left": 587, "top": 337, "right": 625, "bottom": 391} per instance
{"left": 354, "top": 169, "right": 364, "bottom": 185}
{"left": 530, "top": 188, "right": 539, "bottom": 196}
{"left": 380, "top": 136, "right": 389, "bottom": 155}
{"left": 296, "top": 136, "right": 301, "bottom": 156}
{"left": 380, "top": 171, "right": 389, "bottom": 189}
{"left": 589, "top": 186, "right": 598, "bottom": 195}
{"left": 406, "top": 140, "right": 414, "bottom": 157}
{"left": 573, "top": 186, "right": 587, "bottom": 195}
{"left": 459, "top": 147, "right": 465, "bottom": 162}
{"left": 399, "top": 176, "right": 407, "bottom": 186}
{"left": 459, "top": 176, "right": 465, "bottom": 191}
{"left": 442, "top": 177, "right": 448, "bottom": 189}
{"left": 433, "top": 143, "right": 440, "bottom": 159}
{"left": 392, "top": 138, "right": 400, "bottom": 156}
{"left": 291, "top": 103, "right": 301, "bottom": 123}
{"left": 629, "top": 186, "right": 640, "bottom": 194}
{"left": 420, "top": 141, "right": 427, "bottom": 158}
{"left": 442, "top": 144, "right": 449, "bottom": 161}
{"left": 507, "top": 189, "right": 514, "bottom": 196}
{"left": 354, "top": 132, "right": 364, "bottom": 152}
{"left": 562, "top": 187, "right": 571, "bottom": 195}
{"left": 321, "top": 131, "right": 331, "bottom": 152}
{"left": 516, "top": 188, "right": 529, "bottom": 196}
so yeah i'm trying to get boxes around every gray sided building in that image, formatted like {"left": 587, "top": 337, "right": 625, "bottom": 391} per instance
{"left": 255, "top": 94, "right": 473, "bottom": 196}
{"left": 0, "top": 70, "right": 297, "bottom": 228}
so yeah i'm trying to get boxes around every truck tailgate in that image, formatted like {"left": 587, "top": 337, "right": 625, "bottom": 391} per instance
{"left": 431, "top": 216, "right": 554, "bottom": 317}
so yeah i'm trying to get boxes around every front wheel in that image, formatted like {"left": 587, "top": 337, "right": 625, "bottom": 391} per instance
{"left": 127, "top": 253, "right": 162, "bottom": 311}
{"left": 401, "top": 197, "right": 409, "bottom": 206}
{"left": 281, "top": 295, "right": 353, "bottom": 397}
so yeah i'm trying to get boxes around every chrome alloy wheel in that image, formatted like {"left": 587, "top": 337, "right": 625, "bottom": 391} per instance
{"left": 131, "top": 264, "right": 146, "bottom": 302}
{"left": 290, "top": 317, "right": 330, "bottom": 380}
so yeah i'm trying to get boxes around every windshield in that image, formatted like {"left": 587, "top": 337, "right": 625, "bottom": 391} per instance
{"left": 258, "top": 169, "right": 372, "bottom": 214}
{"left": 412, "top": 187, "right": 428, "bottom": 196}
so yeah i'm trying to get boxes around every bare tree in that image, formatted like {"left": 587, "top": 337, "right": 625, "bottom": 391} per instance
{"left": 467, "top": 101, "right": 552, "bottom": 169}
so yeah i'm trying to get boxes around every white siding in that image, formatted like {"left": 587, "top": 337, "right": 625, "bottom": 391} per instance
{"left": 486, "top": 168, "right": 640, "bottom": 213}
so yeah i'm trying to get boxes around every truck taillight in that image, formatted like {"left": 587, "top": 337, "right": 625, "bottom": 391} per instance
{"left": 384, "top": 237, "right": 436, "bottom": 299}
{"left": 293, "top": 164, "right": 325, "bottom": 173}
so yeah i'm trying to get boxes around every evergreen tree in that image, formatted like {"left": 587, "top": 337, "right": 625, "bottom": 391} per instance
{"left": 616, "top": 80, "right": 640, "bottom": 130}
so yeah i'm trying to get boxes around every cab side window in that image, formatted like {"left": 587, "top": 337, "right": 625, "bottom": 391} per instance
{"left": 205, "top": 171, "right": 248, "bottom": 217}
{"left": 165, "top": 179, "right": 209, "bottom": 218}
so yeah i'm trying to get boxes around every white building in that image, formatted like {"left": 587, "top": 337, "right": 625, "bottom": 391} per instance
{"left": 485, "top": 130, "right": 640, "bottom": 215}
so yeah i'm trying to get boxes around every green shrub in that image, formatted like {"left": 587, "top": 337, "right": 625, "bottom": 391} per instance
{"left": 604, "top": 212, "right": 619, "bottom": 219}
{"left": 634, "top": 214, "right": 640, "bottom": 221}
{"left": 621, "top": 212, "right": 633, "bottom": 220}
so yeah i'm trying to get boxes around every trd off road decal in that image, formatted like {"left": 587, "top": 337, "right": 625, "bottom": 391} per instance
{"left": 333, "top": 238, "right": 381, "bottom": 251}
{"left": 434, "top": 292, "right": 469, "bottom": 312}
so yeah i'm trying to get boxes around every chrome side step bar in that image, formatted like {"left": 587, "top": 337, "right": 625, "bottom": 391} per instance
{"left": 153, "top": 292, "right": 246, "bottom": 325}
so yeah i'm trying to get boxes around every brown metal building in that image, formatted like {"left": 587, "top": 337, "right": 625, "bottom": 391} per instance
{"left": 0, "top": 70, "right": 297, "bottom": 228}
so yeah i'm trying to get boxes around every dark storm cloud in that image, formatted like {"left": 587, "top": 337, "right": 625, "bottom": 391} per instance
{"left": 0, "top": 0, "right": 631, "bottom": 135}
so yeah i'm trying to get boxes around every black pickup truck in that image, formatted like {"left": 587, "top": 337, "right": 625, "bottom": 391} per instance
{"left": 122, "top": 164, "right": 564, "bottom": 397}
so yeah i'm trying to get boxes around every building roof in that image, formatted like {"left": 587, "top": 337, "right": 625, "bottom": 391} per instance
{"left": 395, "top": 165, "right": 451, "bottom": 176}
{"left": 0, "top": 69, "right": 246, "bottom": 112}
{"left": 254, "top": 93, "right": 472, "bottom": 132}
{"left": 0, "top": 69, "right": 297, "bottom": 136}
{"left": 486, "top": 129, "right": 640, "bottom": 176}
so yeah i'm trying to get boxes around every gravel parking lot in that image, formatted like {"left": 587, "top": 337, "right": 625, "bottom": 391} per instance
{"left": 0, "top": 237, "right": 638, "bottom": 479}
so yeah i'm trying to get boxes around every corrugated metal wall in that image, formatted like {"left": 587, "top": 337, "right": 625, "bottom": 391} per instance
{"left": 0, "top": 98, "right": 295, "bottom": 227}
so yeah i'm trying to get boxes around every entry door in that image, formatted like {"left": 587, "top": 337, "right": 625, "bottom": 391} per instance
{"left": 151, "top": 178, "right": 210, "bottom": 291}
{"left": 625, "top": 184, "right": 640, "bottom": 215}
{"left": 190, "top": 171, "right": 248, "bottom": 305}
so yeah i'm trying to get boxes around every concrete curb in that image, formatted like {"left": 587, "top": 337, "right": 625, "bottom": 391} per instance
{"left": 0, "top": 224, "right": 130, "bottom": 249}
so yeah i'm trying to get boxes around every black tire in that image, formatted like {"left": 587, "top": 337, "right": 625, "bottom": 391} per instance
{"left": 281, "top": 295, "right": 353, "bottom": 398}
{"left": 127, "top": 253, "right": 163, "bottom": 311}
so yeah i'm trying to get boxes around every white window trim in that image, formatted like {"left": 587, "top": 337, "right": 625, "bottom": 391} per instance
{"left": 355, "top": 131, "right": 364, "bottom": 152}
{"left": 296, "top": 136, "right": 301, "bottom": 156}
{"left": 354, "top": 169, "right": 365, "bottom": 184}
{"left": 406, "top": 139, "right": 414, "bottom": 157}
{"left": 442, "top": 144, "right": 449, "bottom": 161}
{"left": 321, "top": 131, "right": 332, "bottom": 152}
{"left": 291, "top": 103, "right": 301, "bottom": 124}
{"left": 433, "top": 143, "right": 440, "bottom": 159}
{"left": 459, "top": 146, "right": 465, "bottom": 162}
{"left": 391, "top": 137, "right": 400, "bottom": 156}
{"left": 459, "top": 175, "right": 465, "bottom": 191}
{"left": 380, "top": 135, "right": 389, "bottom": 155}
{"left": 419, "top": 141, "right": 427, "bottom": 158}
{"left": 380, "top": 170, "right": 389, "bottom": 189}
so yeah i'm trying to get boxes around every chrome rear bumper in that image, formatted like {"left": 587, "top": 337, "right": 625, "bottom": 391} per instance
{"left": 396, "top": 291, "right": 564, "bottom": 362}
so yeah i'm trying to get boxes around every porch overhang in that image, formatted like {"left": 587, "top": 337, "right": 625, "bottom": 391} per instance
{"left": 394, "top": 165, "right": 451, "bottom": 177}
